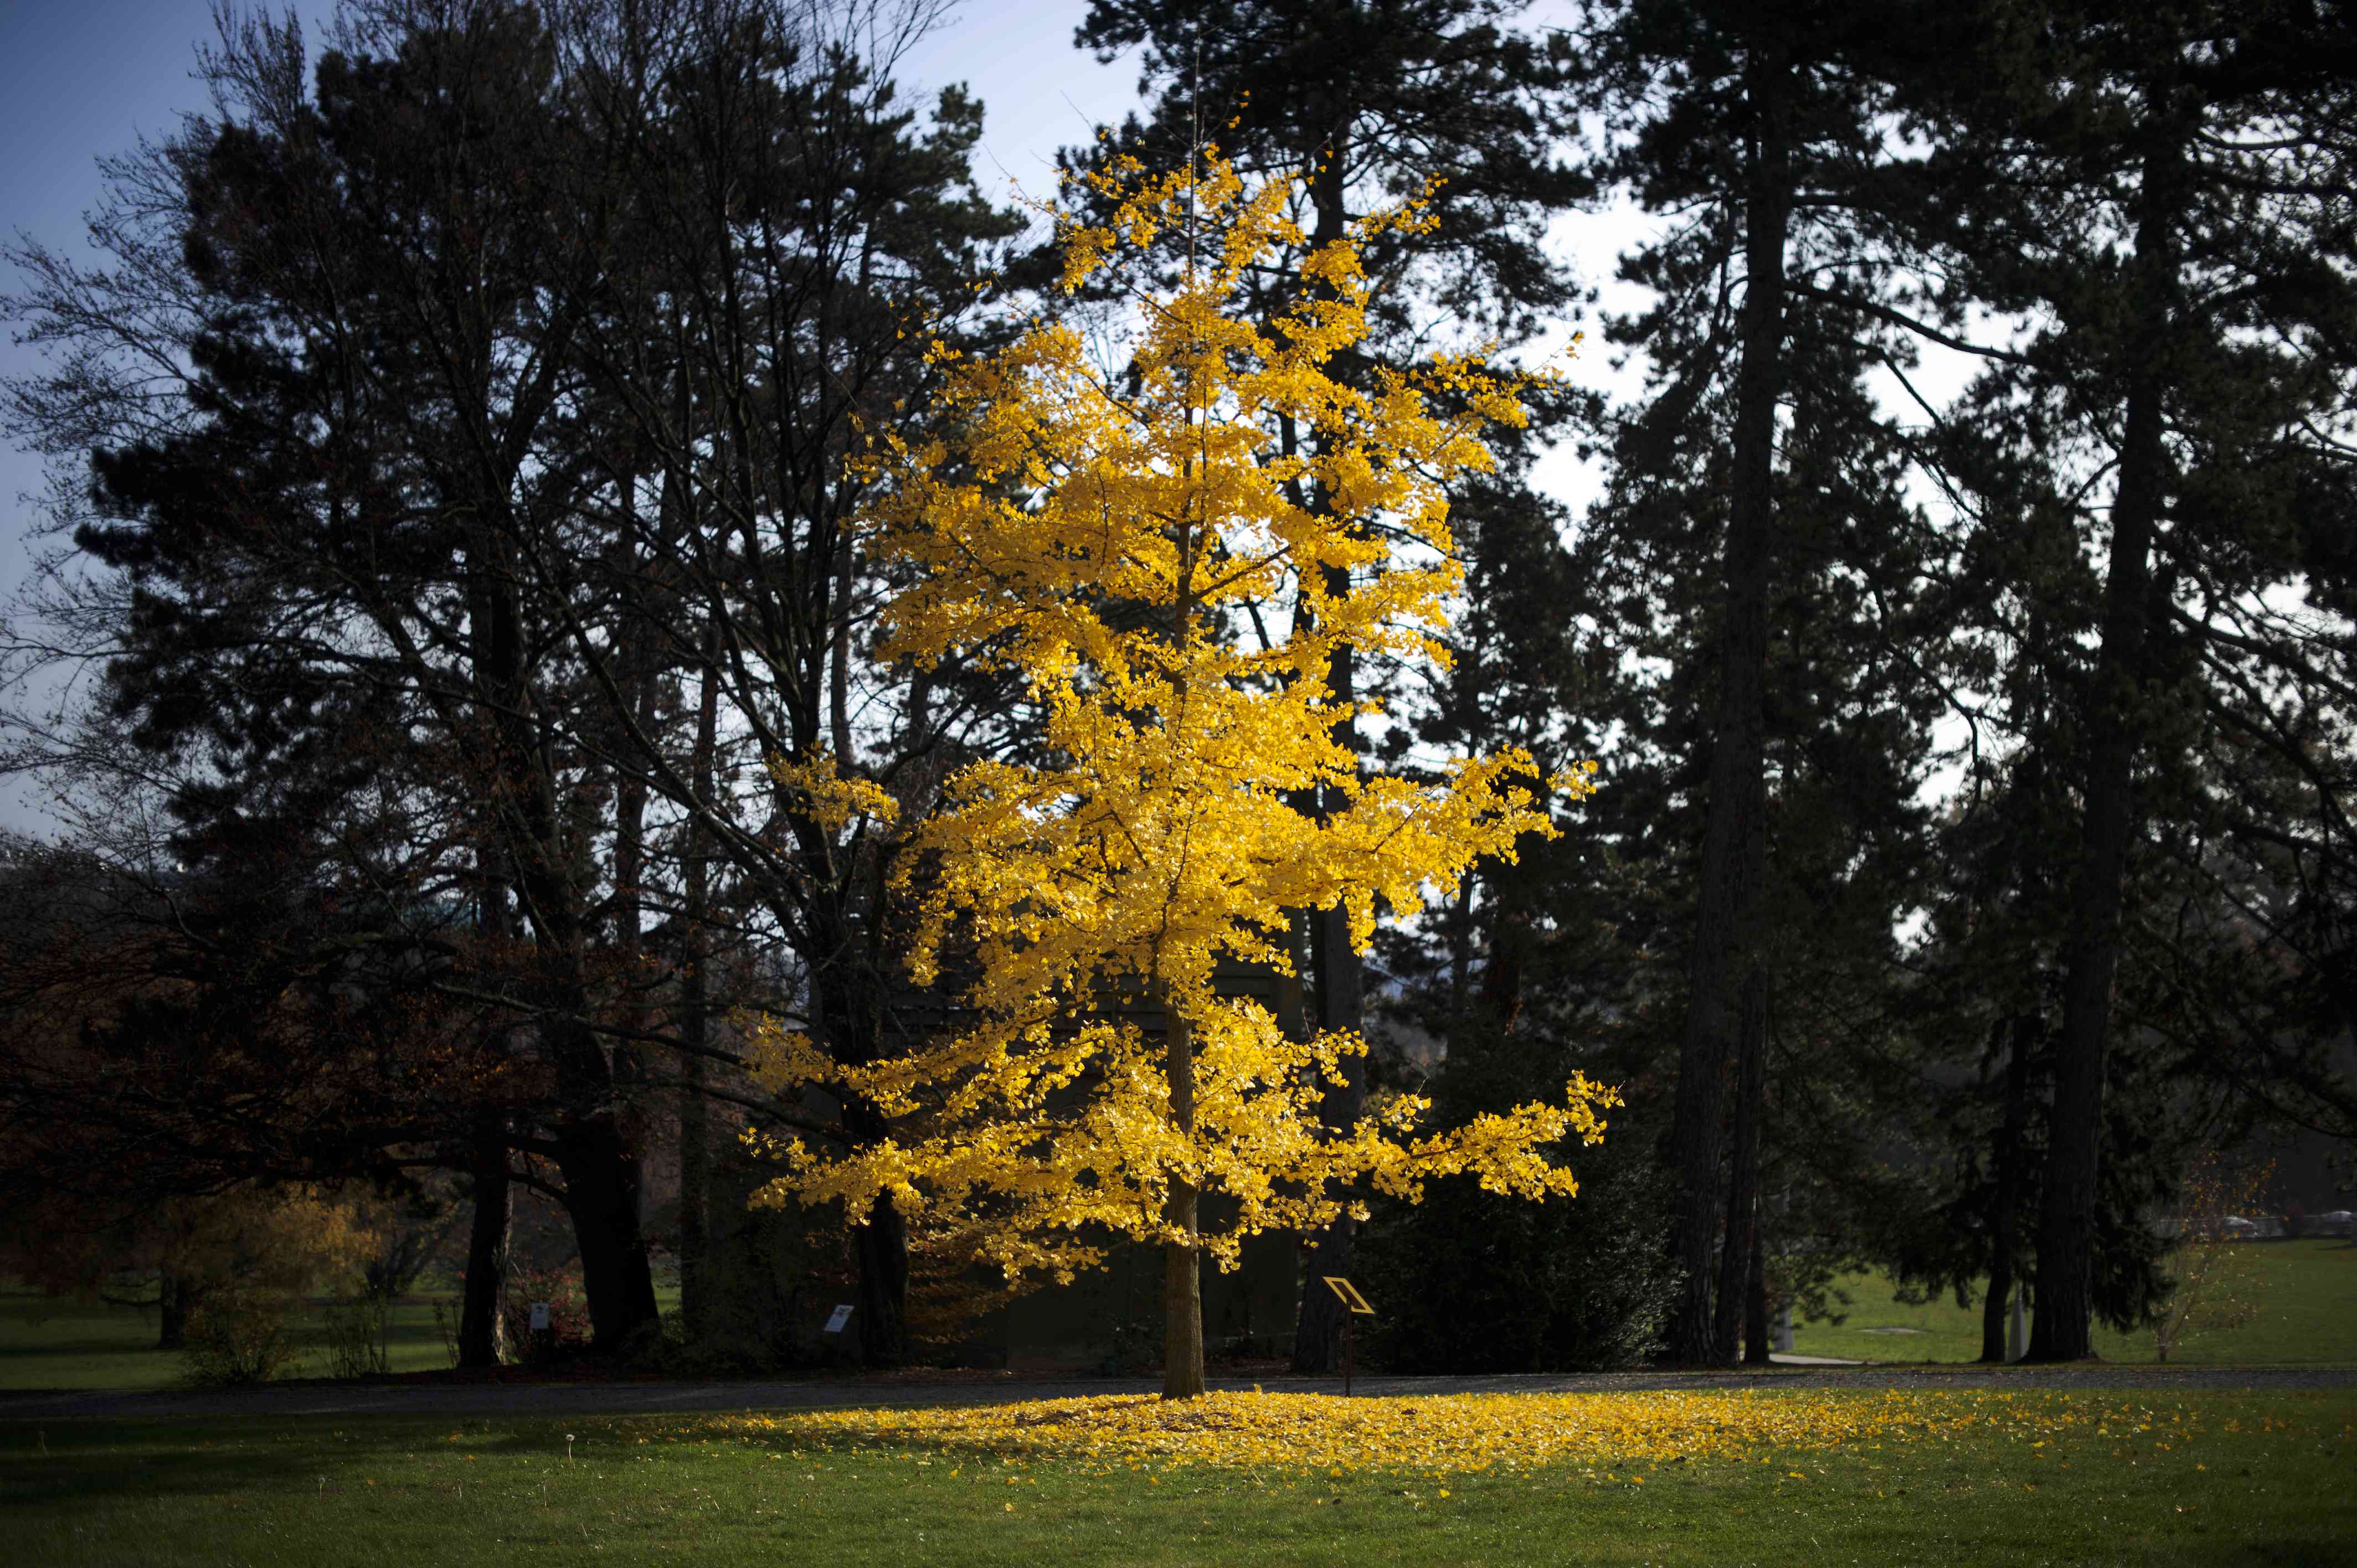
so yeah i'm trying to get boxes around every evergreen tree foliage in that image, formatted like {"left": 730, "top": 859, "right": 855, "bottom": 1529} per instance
{"left": 1358, "top": 1017, "right": 1675, "bottom": 1374}
{"left": 1564, "top": 0, "right": 1954, "bottom": 1363}
{"left": 1903, "top": 0, "right": 2357, "bottom": 1359}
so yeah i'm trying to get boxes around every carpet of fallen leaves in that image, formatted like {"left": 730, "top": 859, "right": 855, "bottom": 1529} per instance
{"left": 668, "top": 1389, "right": 2325, "bottom": 1476}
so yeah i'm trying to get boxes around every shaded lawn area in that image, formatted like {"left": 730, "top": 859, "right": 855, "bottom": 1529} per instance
{"left": 3, "top": 1390, "right": 2351, "bottom": 1565}
{"left": 0, "top": 1282, "right": 688, "bottom": 1391}
{"left": 7, "top": 1244, "right": 2350, "bottom": 1395}
{"left": 0, "top": 1289, "right": 464, "bottom": 1391}
{"left": 1792, "top": 1240, "right": 2357, "bottom": 1368}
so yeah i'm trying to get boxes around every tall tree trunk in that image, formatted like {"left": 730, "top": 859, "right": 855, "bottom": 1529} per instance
{"left": 853, "top": 1192, "right": 910, "bottom": 1366}
{"left": 836, "top": 1014, "right": 912, "bottom": 1365}
{"left": 515, "top": 885, "right": 657, "bottom": 1355}
{"left": 830, "top": 1087, "right": 911, "bottom": 1366}
{"left": 1743, "top": 1193, "right": 1771, "bottom": 1366}
{"left": 1664, "top": 49, "right": 1789, "bottom": 1365}
{"left": 678, "top": 644, "right": 719, "bottom": 1339}
{"left": 830, "top": 527, "right": 856, "bottom": 763}
{"left": 457, "top": 1111, "right": 512, "bottom": 1369}
{"left": 1161, "top": 990, "right": 1206, "bottom": 1399}
{"left": 459, "top": 847, "right": 514, "bottom": 1369}
{"left": 1982, "top": 1012, "right": 2036, "bottom": 1363}
{"left": 156, "top": 1273, "right": 192, "bottom": 1352}
{"left": 812, "top": 917, "right": 909, "bottom": 1366}
{"left": 1715, "top": 967, "right": 1769, "bottom": 1364}
{"left": 524, "top": 886, "right": 657, "bottom": 1352}
{"left": 609, "top": 615, "right": 658, "bottom": 1263}
{"left": 2029, "top": 127, "right": 2181, "bottom": 1364}
{"left": 550, "top": 1085, "right": 660, "bottom": 1353}
{"left": 473, "top": 539, "right": 658, "bottom": 1353}
{"left": 1979, "top": 1261, "right": 2010, "bottom": 1365}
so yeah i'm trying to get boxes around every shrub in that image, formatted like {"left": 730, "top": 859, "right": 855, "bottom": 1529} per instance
{"left": 320, "top": 1288, "right": 393, "bottom": 1378}
{"left": 181, "top": 1285, "right": 302, "bottom": 1385}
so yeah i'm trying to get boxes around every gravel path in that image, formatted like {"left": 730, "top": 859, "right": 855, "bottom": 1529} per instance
{"left": 5, "top": 1364, "right": 2353, "bottom": 1423}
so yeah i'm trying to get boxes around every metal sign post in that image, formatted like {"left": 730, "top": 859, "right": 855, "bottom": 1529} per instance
{"left": 1321, "top": 1276, "right": 1375, "bottom": 1395}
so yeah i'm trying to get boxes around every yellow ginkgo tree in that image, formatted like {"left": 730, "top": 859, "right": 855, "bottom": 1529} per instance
{"left": 746, "top": 151, "right": 1612, "bottom": 1399}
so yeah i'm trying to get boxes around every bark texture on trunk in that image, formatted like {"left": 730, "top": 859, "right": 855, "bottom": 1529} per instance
{"left": 157, "top": 1273, "right": 192, "bottom": 1352}
{"left": 2029, "top": 128, "right": 2181, "bottom": 1365}
{"left": 1714, "top": 968, "right": 1769, "bottom": 1364}
{"left": 457, "top": 1113, "right": 512, "bottom": 1369}
{"left": 677, "top": 650, "right": 718, "bottom": 1340}
{"left": 1664, "top": 48, "right": 1789, "bottom": 1365}
{"left": 1982, "top": 1013, "right": 2036, "bottom": 1363}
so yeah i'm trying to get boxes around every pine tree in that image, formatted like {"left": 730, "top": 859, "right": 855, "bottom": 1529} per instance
{"left": 1566, "top": 0, "right": 1953, "bottom": 1363}
{"left": 1911, "top": 0, "right": 2357, "bottom": 1360}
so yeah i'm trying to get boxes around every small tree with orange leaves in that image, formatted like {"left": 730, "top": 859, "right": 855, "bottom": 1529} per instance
{"left": 747, "top": 151, "right": 1612, "bottom": 1399}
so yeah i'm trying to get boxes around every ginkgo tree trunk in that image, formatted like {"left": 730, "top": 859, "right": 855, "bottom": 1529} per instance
{"left": 747, "top": 151, "right": 1613, "bottom": 1400}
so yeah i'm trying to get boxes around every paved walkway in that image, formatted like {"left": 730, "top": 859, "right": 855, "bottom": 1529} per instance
{"left": 5, "top": 1364, "right": 2352, "bottom": 1422}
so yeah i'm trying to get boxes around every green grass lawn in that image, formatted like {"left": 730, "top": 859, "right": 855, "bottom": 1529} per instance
{"left": 3, "top": 1392, "right": 2350, "bottom": 1565}
{"left": 0, "top": 1288, "right": 465, "bottom": 1390}
{"left": 1792, "top": 1239, "right": 2357, "bottom": 1367}
{"left": 1, "top": 1280, "right": 694, "bottom": 1391}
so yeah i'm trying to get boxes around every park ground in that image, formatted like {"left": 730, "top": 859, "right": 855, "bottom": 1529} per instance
{"left": 4, "top": 1383, "right": 2353, "bottom": 1565}
{"left": 7, "top": 1240, "right": 2352, "bottom": 1397}
{"left": 3, "top": 1241, "right": 2353, "bottom": 1564}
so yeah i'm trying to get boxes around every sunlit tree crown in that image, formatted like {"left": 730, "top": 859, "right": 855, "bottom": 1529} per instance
{"left": 749, "top": 149, "right": 1609, "bottom": 1284}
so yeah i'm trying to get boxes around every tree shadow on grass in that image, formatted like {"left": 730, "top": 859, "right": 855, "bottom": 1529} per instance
{"left": 0, "top": 1414, "right": 568, "bottom": 1511}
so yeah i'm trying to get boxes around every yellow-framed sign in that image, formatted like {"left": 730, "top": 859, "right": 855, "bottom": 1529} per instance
{"left": 1322, "top": 1276, "right": 1375, "bottom": 1316}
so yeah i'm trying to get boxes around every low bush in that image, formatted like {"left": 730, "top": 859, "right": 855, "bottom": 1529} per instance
{"left": 319, "top": 1288, "right": 393, "bottom": 1378}
{"left": 180, "top": 1285, "right": 302, "bottom": 1385}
